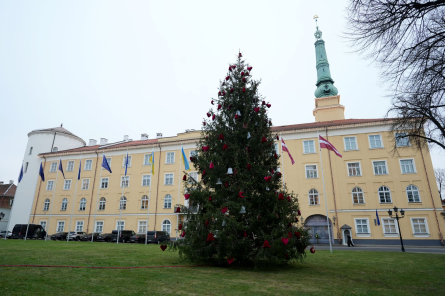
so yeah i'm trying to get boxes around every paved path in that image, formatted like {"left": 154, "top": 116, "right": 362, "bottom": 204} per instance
{"left": 314, "top": 244, "right": 445, "bottom": 254}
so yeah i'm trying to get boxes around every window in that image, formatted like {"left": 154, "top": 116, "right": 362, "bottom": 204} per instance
{"left": 122, "top": 155, "right": 132, "bottom": 167}
{"left": 352, "top": 187, "right": 365, "bottom": 204}
{"left": 57, "top": 221, "right": 65, "bottom": 232}
{"left": 303, "top": 140, "right": 315, "bottom": 154}
{"left": 382, "top": 218, "right": 398, "bottom": 234}
{"left": 373, "top": 161, "right": 388, "bottom": 175}
{"left": 142, "top": 175, "right": 151, "bottom": 186}
{"left": 411, "top": 218, "right": 428, "bottom": 234}
{"left": 369, "top": 135, "right": 383, "bottom": 149}
{"left": 348, "top": 162, "right": 361, "bottom": 176}
{"left": 106, "top": 157, "right": 112, "bottom": 167}
{"left": 95, "top": 221, "right": 104, "bottom": 233}
{"left": 141, "top": 195, "right": 149, "bottom": 209}
{"left": 407, "top": 185, "right": 421, "bottom": 202}
{"left": 25, "top": 162, "right": 29, "bottom": 173}
{"left": 84, "top": 159, "right": 93, "bottom": 170}
{"left": 79, "top": 198, "right": 86, "bottom": 211}
{"left": 29, "top": 147, "right": 33, "bottom": 155}
{"left": 99, "top": 197, "right": 106, "bottom": 210}
{"left": 166, "top": 152, "right": 175, "bottom": 164}
{"left": 344, "top": 137, "right": 357, "bottom": 151}
{"left": 189, "top": 172, "right": 198, "bottom": 183}
{"left": 309, "top": 189, "right": 319, "bottom": 205}
{"left": 190, "top": 150, "right": 199, "bottom": 158}
{"left": 82, "top": 179, "right": 89, "bottom": 190}
{"left": 274, "top": 143, "right": 279, "bottom": 154}
{"left": 395, "top": 133, "right": 410, "bottom": 147}
{"left": 46, "top": 180, "right": 54, "bottom": 191}
{"left": 119, "top": 196, "right": 127, "bottom": 210}
{"left": 61, "top": 198, "right": 68, "bottom": 211}
{"left": 121, "top": 176, "right": 129, "bottom": 188}
{"left": 378, "top": 186, "right": 392, "bottom": 203}
{"left": 76, "top": 221, "right": 84, "bottom": 232}
{"left": 40, "top": 221, "right": 47, "bottom": 230}
{"left": 101, "top": 178, "right": 109, "bottom": 189}
{"left": 116, "top": 221, "right": 125, "bottom": 231}
{"left": 52, "top": 147, "right": 58, "bottom": 152}
{"left": 305, "top": 165, "right": 318, "bottom": 178}
{"left": 138, "top": 221, "right": 147, "bottom": 233}
{"left": 50, "top": 162, "right": 58, "bottom": 172}
{"left": 400, "top": 159, "right": 416, "bottom": 174}
{"left": 164, "top": 194, "right": 172, "bottom": 208}
{"left": 355, "top": 219, "right": 369, "bottom": 234}
{"left": 165, "top": 173, "right": 174, "bottom": 185}
{"left": 162, "top": 220, "right": 171, "bottom": 233}
{"left": 64, "top": 180, "right": 72, "bottom": 190}
{"left": 144, "top": 154, "right": 151, "bottom": 166}
{"left": 67, "top": 161, "right": 74, "bottom": 172}
{"left": 43, "top": 199, "right": 50, "bottom": 211}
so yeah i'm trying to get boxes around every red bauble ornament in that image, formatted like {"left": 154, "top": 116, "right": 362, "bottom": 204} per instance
{"left": 217, "top": 104, "right": 222, "bottom": 110}
{"left": 261, "top": 137, "right": 267, "bottom": 143}
{"left": 295, "top": 231, "right": 301, "bottom": 238}
{"left": 223, "top": 144, "right": 228, "bottom": 150}
{"left": 207, "top": 232, "right": 215, "bottom": 241}
{"left": 278, "top": 193, "right": 285, "bottom": 200}
{"left": 281, "top": 238, "right": 289, "bottom": 246}
{"left": 202, "top": 146, "right": 209, "bottom": 151}
{"left": 276, "top": 135, "right": 279, "bottom": 140}
{"left": 287, "top": 195, "right": 291, "bottom": 202}
{"left": 298, "top": 210, "right": 301, "bottom": 216}
{"left": 263, "top": 240, "right": 271, "bottom": 248}
{"left": 206, "top": 112, "right": 211, "bottom": 117}
{"left": 184, "top": 194, "right": 190, "bottom": 200}
{"left": 258, "top": 214, "right": 261, "bottom": 220}
{"left": 181, "top": 231, "right": 185, "bottom": 237}
{"left": 175, "top": 207, "right": 181, "bottom": 213}
{"left": 274, "top": 153, "right": 278, "bottom": 159}
{"left": 288, "top": 223, "right": 292, "bottom": 228}
{"left": 277, "top": 172, "right": 282, "bottom": 178}
{"left": 203, "top": 121, "right": 206, "bottom": 126}
{"left": 218, "top": 133, "right": 224, "bottom": 140}
{"left": 244, "top": 230, "right": 247, "bottom": 237}
{"left": 239, "top": 52, "right": 242, "bottom": 57}
{"left": 183, "top": 174, "right": 187, "bottom": 181}
{"left": 178, "top": 223, "right": 183, "bottom": 230}
{"left": 160, "top": 245, "right": 167, "bottom": 251}
{"left": 234, "top": 168, "right": 237, "bottom": 175}
{"left": 208, "top": 195, "right": 212, "bottom": 201}
{"left": 270, "top": 169, "right": 275, "bottom": 174}
{"left": 247, "top": 164, "right": 251, "bottom": 170}
{"left": 235, "top": 114, "right": 239, "bottom": 119}
{"left": 247, "top": 66, "right": 252, "bottom": 71}
{"left": 288, "top": 231, "right": 292, "bottom": 238}
{"left": 230, "top": 88, "right": 234, "bottom": 93}
{"left": 242, "top": 77, "right": 247, "bottom": 83}
{"left": 202, "top": 170, "right": 206, "bottom": 176}
{"left": 295, "top": 217, "right": 299, "bottom": 223}
{"left": 228, "top": 66, "right": 232, "bottom": 72}
{"left": 264, "top": 176, "right": 272, "bottom": 182}
{"left": 211, "top": 100, "right": 214, "bottom": 105}
{"left": 224, "top": 181, "right": 229, "bottom": 187}
{"left": 222, "top": 91, "right": 226, "bottom": 96}
{"left": 227, "top": 257, "right": 234, "bottom": 264}
{"left": 209, "top": 162, "right": 214, "bottom": 169}
{"left": 242, "top": 87, "right": 246, "bottom": 93}
{"left": 310, "top": 247, "right": 316, "bottom": 254}
{"left": 241, "top": 71, "right": 245, "bottom": 76}
{"left": 238, "top": 191, "right": 245, "bottom": 198}
{"left": 205, "top": 220, "right": 209, "bottom": 227}
{"left": 246, "top": 146, "right": 251, "bottom": 152}
{"left": 254, "top": 107, "right": 260, "bottom": 113}
{"left": 212, "top": 114, "right": 216, "bottom": 120}
{"left": 262, "top": 100, "right": 266, "bottom": 105}
{"left": 190, "top": 156, "right": 195, "bottom": 162}
{"left": 222, "top": 207, "right": 228, "bottom": 214}
{"left": 266, "top": 103, "right": 271, "bottom": 108}
{"left": 225, "top": 76, "right": 230, "bottom": 81}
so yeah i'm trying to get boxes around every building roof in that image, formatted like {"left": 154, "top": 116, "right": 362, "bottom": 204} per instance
{"left": 28, "top": 126, "right": 85, "bottom": 144}
{"left": 271, "top": 118, "right": 388, "bottom": 132}
{"left": 0, "top": 183, "right": 16, "bottom": 197}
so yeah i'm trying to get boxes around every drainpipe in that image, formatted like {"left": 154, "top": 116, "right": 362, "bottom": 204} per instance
{"left": 86, "top": 151, "right": 99, "bottom": 233}
{"left": 153, "top": 143, "right": 162, "bottom": 231}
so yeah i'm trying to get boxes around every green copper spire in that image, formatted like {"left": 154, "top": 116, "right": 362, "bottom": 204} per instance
{"left": 313, "top": 16, "right": 338, "bottom": 98}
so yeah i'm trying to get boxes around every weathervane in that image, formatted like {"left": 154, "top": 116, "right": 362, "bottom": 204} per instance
{"left": 313, "top": 15, "right": 322, "bottom": 40}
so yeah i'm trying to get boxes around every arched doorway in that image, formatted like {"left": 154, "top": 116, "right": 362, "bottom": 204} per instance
{"left": 305, "top": 214, "right": 334, "bottom": 244}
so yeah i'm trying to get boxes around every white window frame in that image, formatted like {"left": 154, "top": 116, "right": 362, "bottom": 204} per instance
{"left": 64, "top": 179, "right": 72, "bottom": 190}
{"left": 164, "top": 173, "right": 174, "bottom": 185}
{"left": 116, "top": 220, "right": 125, "bottom": 231}
{"left": 61, "top": 198, "right": 68, "bottom": 211}
{"left": 79, "top": 198, "right": 87, "bottom": 211}
{"left": 274, "top": 143, "right": 279, "bottom": 155}
{"left": 122, "top": 155, "right": 132, "bottom": 167}
{"left": 308, "top": 189, "right": 319, "bottom": 205}
{"left": 189, "top": 150, "right": 199, "bottom": 158}
{"left": 84, "top": 159, "right": 93, "bottom": 171}
{"left": 120, "top": 176, "right": 130, "bottom": 188}
{"left": 57, "top": 221, "right": 65, "bottom": 232}
{"left": 106, "top": 157, "right": 112, "bottom": 167}
{"left": 368, "top": 134, "right": 384, "bottom": 149}
{"left": 43, "top": 199, "right": 50, "bottom": 211}
{"left": 81, "top": 178, "right": 90, "bottom": 190}
{"left": 141, "top": 195, "right": 149, "bottom": 209}
{"left": 76, "top": 221, "right": 84, "bottom": 232}
{"left": 142, "top": 175, "right": 151, "bottom": 187}
{"left": 143, "top": 154, "right": 151, "bottom": 166}
{"left": 406, "top": 184, "right": 421, "bottom": 203}
{"left": 395, "top": 132, "right": 410, "bottom": 147}
{"left": 138, "top": 221, "right": 147, "bottom": 234}
{"left": 166, "top": 152, "right": 175, "bottom": 164}
{"left": 372, "top": 160, "right": 389, "bottom": 175}
{"left": 378, "top": 186, "right": 392, "bottom": 203}
{"left": 66, "top": 161, "right": 75, "bottom": 172}
{"left": 347, "top": 162, "right": 362, "bottom": 177}
{"left": 119, "top": 196, "right": 127, "bottom": 210}
{"left": 344, "top": 136, "right": 358, "bottom": 151}
{"left": 399, "top": 158, "right": 417, "bottom": 174}
{"left": 101, "top": 177, "right": 109, "bottom": 189}
{"left": 303, "top": 140, "right": 316, "bottom": 154}
{"left": 305, "top": 164, "right": 318, "bottom": 179}
{"left": 352, "top": 187, "right": 365, "bottom": 204}
{"left": 410, "top": 217, "right": 430, "bottom": 237}
{"left": 39, "top": 221, "right": 47, "bottom": 230}
{"left": 46, "top": 180, "right": 55, "bottom": 191}
{"left": 95, "top": 221, "right": 104, "bottom": 233}
{"left": 50, "top": 162, "right": 58, "bottom": 173}
{"left": 164, "top": 194, "right": 172, "bottom": 209}
{"left": 188, "top": 172, "right": 199, "bottom": 184}
{"left": 381, "top": 218, "right": 399, "bottom": 237}
{"left": 354, "top": 218, "right": 371, "bottom": 237}
{"left": 99, "top": 197, "right": 106, "bottom": 210}
{"left": 162, "top": 219, "right": 171, "bottom": 234}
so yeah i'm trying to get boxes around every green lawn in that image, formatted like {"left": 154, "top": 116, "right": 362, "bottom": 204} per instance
{"left": 0, "top": 240, "right": 444, "bottom": 295}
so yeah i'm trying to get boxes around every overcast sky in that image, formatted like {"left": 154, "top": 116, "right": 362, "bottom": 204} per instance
{"left": 1, "top": 0, "right": 444, "bottom": 183}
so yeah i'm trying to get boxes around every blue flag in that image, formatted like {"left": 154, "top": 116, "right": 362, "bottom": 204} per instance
{"left": 39, "top": 163, "right": 45, "bottom": 182}
{"left": 124, "top": 152, "right": 129, "bottom": 176}
{"left": 102, "top": 154, "right": 112, "bottom": 173}
{"left": 376, "top": 209, "right": 380, "bottom": 226}
{"left": 59, "top": 159, "right": 65, "bottom": 179}
{"left": 18, "top": 165, "right": 24, "bottom": 183}
{"left": 181, "top": 147, "right": 190, "bottom": 171}
{"left": 77, "top": 160, "right": 81, "bottom": 180}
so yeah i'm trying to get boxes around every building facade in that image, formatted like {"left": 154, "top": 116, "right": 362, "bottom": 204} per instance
{"left": 0, "top": 181, "right": 16, "bottom": 231}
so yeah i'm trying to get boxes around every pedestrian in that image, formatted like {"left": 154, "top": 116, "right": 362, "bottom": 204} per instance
{"left": 347, "top": 235, "right": 354, "bottom": 247}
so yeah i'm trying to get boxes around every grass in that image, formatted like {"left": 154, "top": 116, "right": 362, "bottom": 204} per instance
{"left": 0, "top": 240, "right": 444, "bottom": 295}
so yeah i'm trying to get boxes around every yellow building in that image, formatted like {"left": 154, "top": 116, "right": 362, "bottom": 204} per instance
{"left": 27, "top": 25, "right": 445, "bottom": 246}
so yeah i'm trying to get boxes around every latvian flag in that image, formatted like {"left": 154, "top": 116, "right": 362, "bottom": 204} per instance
{"left": 319, "top": 135, "right": 342, "bottom": 158}
{"left": 281, "top": 138, "right": 295, "bottom": 165}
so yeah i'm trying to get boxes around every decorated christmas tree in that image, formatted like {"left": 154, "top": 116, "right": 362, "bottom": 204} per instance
{"left": 172, "top": 53, "right": 310, "bottom": 266}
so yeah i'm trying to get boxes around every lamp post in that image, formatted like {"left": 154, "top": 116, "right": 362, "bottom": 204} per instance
{"left": 388, "top": 206, "right": 405, "bottom": 252}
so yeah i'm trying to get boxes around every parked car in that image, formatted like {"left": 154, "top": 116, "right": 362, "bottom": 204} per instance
{"left": 110, "top": 230, "right": 136, "bottom": 243}
{"left": 0, "top": 231, "right": 11, "bottom": 238}
{"left": 129, "top": 233, "right": 145, "bottom": 243}
{"left": 97, "top": 233, "right": 112, "bottom": 242}
{"left": 11, "top": 224, "right": 46, "bottom": 239}
{"left": 145, "top": 231, "right": 170, "bottom": 244}
{"left": 67, "top": 231, "right": 87, "bottom": 241}
{"left": 80, "top": 233, "right": 98, "bottom": 241}
{"left": 51, "top": 232, "right": 68, "bottom": 241}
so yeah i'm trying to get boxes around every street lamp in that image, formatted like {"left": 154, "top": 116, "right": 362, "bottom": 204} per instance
{"left": 388, "top": 206, "right": 406, "bottom": 252}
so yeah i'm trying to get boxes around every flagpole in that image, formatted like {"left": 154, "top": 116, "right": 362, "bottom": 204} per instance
{"left": 279, "top": 133, "right": 285, "bottom": 191}
{"left": 11, "top": 160, "right": 23, "bottom": 240}
{"left": 117, "top": 150, "right": 128, "bottom": 245}
{"left": 45, "top": 167, "right": 60, "bottom": 241}
{"left": 145, "top": 146, "right": 154, "bottom": 245}
{"left": 66, "top": 154, "right": 82, "bottom": 242}
{"left": 24, "top": 161, "right": 41, "bottom": 241}
{"left": 91, "top": 160, "right": 103, "bottom": 243}
{"left": 318, "top": 131, "right": 333, "bottom": 253}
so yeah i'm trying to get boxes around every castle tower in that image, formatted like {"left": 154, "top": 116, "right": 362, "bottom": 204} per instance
{"left": 312, "top": 16, "right": 345, "bottom": 122}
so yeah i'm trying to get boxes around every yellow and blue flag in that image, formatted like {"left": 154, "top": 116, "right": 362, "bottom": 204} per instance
{"left": 150, "top": 152, "right": 155, "bottom": 175}
{"left": 182, "top": 147, "right": 190, "bottom": 171}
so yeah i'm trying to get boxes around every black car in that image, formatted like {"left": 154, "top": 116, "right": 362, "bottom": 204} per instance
{"left": 51, "top": 232, "right": 68, "bottom": 241}
{"left": 80, "top": 233, "right": 98, "bottom": 242}
{"left": 97, "top": 233, "right": 112, "bottom": 242}
{"left": 11, "top": 224, "right": 46, "bottom": 239}
{"left": 145, "top": 231, "right": 170, "bottom": 244}
{"left": 129, "top": 233, "right": 145, "bottom": 243}
{"left": 110, "top": 230, "right": 136, "bottom": 243}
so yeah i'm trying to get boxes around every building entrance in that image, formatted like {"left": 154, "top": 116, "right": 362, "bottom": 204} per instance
{"left": 305, "top": 214, "right": 333, "bottom": 244}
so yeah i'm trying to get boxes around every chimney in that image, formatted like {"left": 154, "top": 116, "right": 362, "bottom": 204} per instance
{"left": 123, "top": 135, "right": 129, "bottom": 142}
{"left": 100, "top": 138, "right": 108, "bottom": 145}
{"left": 141, "top": 133, "right": 149, "bottom": 140}
{"left": 156, "top": 133, "right": 163, "bottom": 139}
{"left": 0, "top": 181, "right": 4, "bottom": 185}
{"left": 9, "top": 180, "right": 13, "bottom": 184}
{"left": 89, "top": 139, "right": 97, "bottom": 146}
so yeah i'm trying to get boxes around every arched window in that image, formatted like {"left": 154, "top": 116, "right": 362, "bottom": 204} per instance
{"left": 162, "top": 219, "right": 171, "bottom": 233}
{"left": 407, "top": 185, "right": 421, "bottom": 202}
{"left": 119, "top": 196, "right": 127, "bottom": 210}
{"left": 99, "top": 197, "right": 106, "bottom": 210}
{"left": 61, "top": 198, "right": 68, "bottom": 211}
{"left": 164, "top": 194, "right": 172, "bottom": 209}
{"left": 43, "top": 199, "right": 50, "bottom": 211}
{"left": 141, "top": 195, "right": 149, "bottom": 209}
{"left": 79, "top": 198, "right": 86, "bottom": 211}
{"left": 378, "top": 186, "right": 392, "bottom": 203}
{"left": 352, "top": 187, "right": 365, "bottom": 204}
{"left": 309, "top": 189, "right": 319, "bottom": 205}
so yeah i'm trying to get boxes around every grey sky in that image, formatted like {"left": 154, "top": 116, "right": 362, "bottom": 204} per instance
{"left": 1, "top": 0, "right": 444, "bottom": 182}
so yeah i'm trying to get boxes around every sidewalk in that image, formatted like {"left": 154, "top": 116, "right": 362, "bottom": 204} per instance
{"left": 314, "top": 244, "right": 445, "bottom": 254}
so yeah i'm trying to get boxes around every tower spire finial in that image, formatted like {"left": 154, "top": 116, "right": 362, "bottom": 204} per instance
{"left": 313, "top": 15, "right": 322, "bottom": 40}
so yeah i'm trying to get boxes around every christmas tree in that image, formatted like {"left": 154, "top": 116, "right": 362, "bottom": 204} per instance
{"left": 172, "top": 53, "right": 310, "bottom": 266}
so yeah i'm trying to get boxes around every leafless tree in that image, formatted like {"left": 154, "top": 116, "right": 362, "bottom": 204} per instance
{"left": 435, "top": 168, "right": 445, "bottom": 201}
{"left": 346, "top": 0, "right": 445, "bottom": 151}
